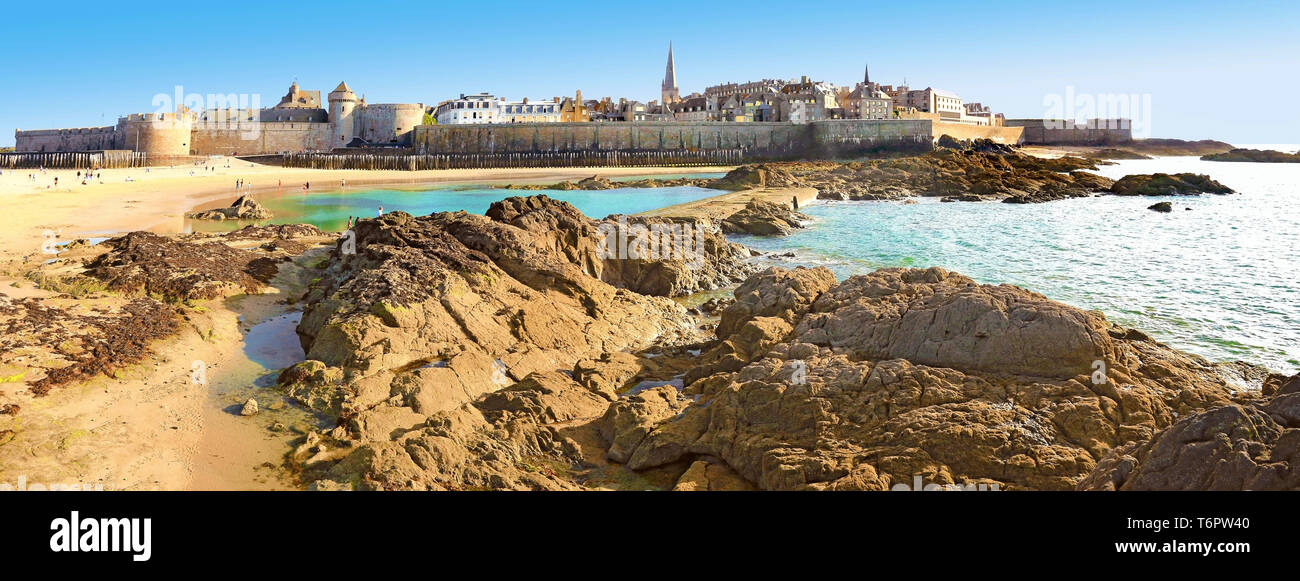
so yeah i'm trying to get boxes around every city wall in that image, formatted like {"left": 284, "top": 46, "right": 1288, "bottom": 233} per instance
{"left": 15, "top": 126, "right": 119, "bottom": 153}
{"left": 189, "top": 122, "right": 332, "bottom": 156}
{"left": 1004, "top": 119, "right": 1132, "bottom": 145}
{"left": 930, "top": 121, "right": 1024, "bottom": 144}
{"left": 411, "top": 120, "right": 935, "bottom": 159}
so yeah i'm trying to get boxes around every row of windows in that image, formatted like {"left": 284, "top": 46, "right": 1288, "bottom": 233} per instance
{"left": 503, "top": 105, "right": 556, "bottom": 114}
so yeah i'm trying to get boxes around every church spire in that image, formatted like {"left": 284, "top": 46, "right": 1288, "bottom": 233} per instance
{"left": 661, "top": 42, "right": 680, "bottom": 105}
{"left": 664, "top": 42, "right": 677, "bottom": 90}
{"left": 863, "top": 62, "right": 870, "bottom": 87}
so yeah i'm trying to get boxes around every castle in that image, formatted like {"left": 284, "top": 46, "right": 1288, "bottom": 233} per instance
{"left": 13, "top": 82, "right": 426, "bottom": 157}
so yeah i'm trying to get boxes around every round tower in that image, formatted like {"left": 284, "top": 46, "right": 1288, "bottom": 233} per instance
{"left": 328, "top": 81, "right": 359, "bottom": 148}
{"left": 118, "top": 109, "right": 194, "bottom": 156}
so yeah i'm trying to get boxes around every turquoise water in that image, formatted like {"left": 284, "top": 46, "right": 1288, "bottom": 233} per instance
{"left": 739, "top": 155, "right": 1300, "bottom": 374}
{"left": 186, "top": 183, "right": 723, "bottom": 233}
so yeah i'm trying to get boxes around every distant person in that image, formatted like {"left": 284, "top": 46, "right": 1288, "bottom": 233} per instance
{"left": 346, "top": 216, "right": 353, "bottom": 229}
{"left": 53, "top": 177, "right": 58, "bottom": 186}
{"left": 377, "top": 205, "right": 384, "bottom": 217}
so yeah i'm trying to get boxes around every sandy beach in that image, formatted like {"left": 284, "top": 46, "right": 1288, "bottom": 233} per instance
{"left": 0, "top": 158, "right": 736, "bottom": 265}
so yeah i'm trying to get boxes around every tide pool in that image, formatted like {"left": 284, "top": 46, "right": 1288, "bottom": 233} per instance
{"left": 185, "top": 182, "right": 724, "bottom": 233}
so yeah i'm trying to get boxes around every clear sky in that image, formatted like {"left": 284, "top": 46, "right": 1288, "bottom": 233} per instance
{"left": 2, "top": 0, "right": 1298, "bottom": 146}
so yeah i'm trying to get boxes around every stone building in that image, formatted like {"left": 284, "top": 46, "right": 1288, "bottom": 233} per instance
{"left": 704, "top": 79, "right": 785, "bottom": 99}
{"left": 15, "top": 81, "right": 425, "bottom": 156}
{"left": 671, "top": 96, "right": 710, "bottom": 122}
{"left": 277, "top": 82, "right": 321, "bottom": 109}
{"left": 559, "top": 91, "right": 591, "bottom": 123}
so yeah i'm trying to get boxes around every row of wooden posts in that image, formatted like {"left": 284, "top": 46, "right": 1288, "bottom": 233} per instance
{"left": 277, "top": 149, "right": 748, "bottom": 170}
{"left": 0, "top": 150, "right": 151, "bottom": 169}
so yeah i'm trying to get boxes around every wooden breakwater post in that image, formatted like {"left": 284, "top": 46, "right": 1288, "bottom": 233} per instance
{"left": 278, "top": 148, "right": 745, "bottom": 171}
{"left": 0, "top": 150, "right": 152, "bottom": 169}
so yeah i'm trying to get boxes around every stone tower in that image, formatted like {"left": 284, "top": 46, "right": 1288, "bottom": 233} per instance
{"left": 661, "top": 42, "right": 680, "bottom": 105}
{"left": 328, "top": 81, "right": 359, "bottom": 147}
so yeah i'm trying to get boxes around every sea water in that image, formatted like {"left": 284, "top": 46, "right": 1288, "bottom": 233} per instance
{"left": 186, "top": 182, "right": 725, "bottom": 233}
{"left": 738, "top": 154, "right": 1300, "bottom": 374}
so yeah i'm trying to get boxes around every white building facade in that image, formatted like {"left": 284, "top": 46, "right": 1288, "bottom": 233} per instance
{"left": 434, "top": 93, "right": 561, "bottom": 125}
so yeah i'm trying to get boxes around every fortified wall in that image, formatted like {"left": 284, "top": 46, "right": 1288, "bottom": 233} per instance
{"left": 12, "top": 126, "right": 119, "bottom": 153}
{"left": 411, "top": 120, "right": 936, "bottom": 159}
{"left": 1004, "top": 119, "right": 1132, "bottom": 145}
{"left": 189, "top": 122, "right": 333, "bottom": 156}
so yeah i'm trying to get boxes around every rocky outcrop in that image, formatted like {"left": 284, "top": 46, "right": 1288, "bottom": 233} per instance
{"left": 935, "top": 135, "right": 1018, "bottom": 155}
{"left": 280, "top": 196, "right": 745, "bottom": 488}
{"left": 1202, "top": 148, "right": 1300, "bottom": 163}
{"left": 263, "top": 198, "right": 1281, "bottom": 491}
{"left": 502, "top": 175, "right": 713, "bottom": 191}
{"left": 1079, "top": 375, "right": 1299, "bottom": 490}
{"left": 84, "top": 226, "right": 325, "bottom": 301}
{"left": 1116, "top": 138, "right": 1234, "bottom": 157}
{"left": 598, "top": 386, "right": 689, "bottom": 463}
{"left": 1109, "top": 173, "right": 1235, "bottom": 196}
{"left": 719, "top": 200, "right": 810, "bottom": 236}
{"left": 186, "top": 195, "right": 273, "bottom": 221}
{"left": 727, "top": 150, "right": 1113, "bottom": 203}
{"left": 288, "top": 205, "right": 701, "bottom": 411}
{"left": 487, "top": 195, "right": 757, "bottom": 297}
{"left": 1084, "top": 148, "right": 1152, "bottom": 160}
{"left": 614, "top": 266, "right": 1264, "bottom": 490}
{"left": 1147, "top": 201, "right": 1173, "bottom": 213}
{"left": 672, "top": 458, "right": 755, "bottom": 491}
{"left": 709, "top": 164, "right": 800, "bottom": 191}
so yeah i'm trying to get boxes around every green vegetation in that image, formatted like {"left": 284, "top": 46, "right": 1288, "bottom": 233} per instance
{"left": 25, "top": 272, "right": 108, "bottom": 298}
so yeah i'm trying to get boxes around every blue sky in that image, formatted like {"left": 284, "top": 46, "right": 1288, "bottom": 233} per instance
{"left": 2, "top": 0, "right": 1298, "bottom": 145}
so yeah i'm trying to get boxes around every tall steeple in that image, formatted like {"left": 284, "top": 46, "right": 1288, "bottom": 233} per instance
{"left": 661, "top": 42, "right": 680, "bottom": 105}
{"left": 863, "top": 62, "right": 871, "bottom": 87}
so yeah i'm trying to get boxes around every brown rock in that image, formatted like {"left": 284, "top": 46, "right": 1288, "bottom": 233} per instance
{"left": 622, "top": 266, "right": 1249, "bottom": 490}
{"left": 720, "top": 200, "right": 811, "bottom": 236}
